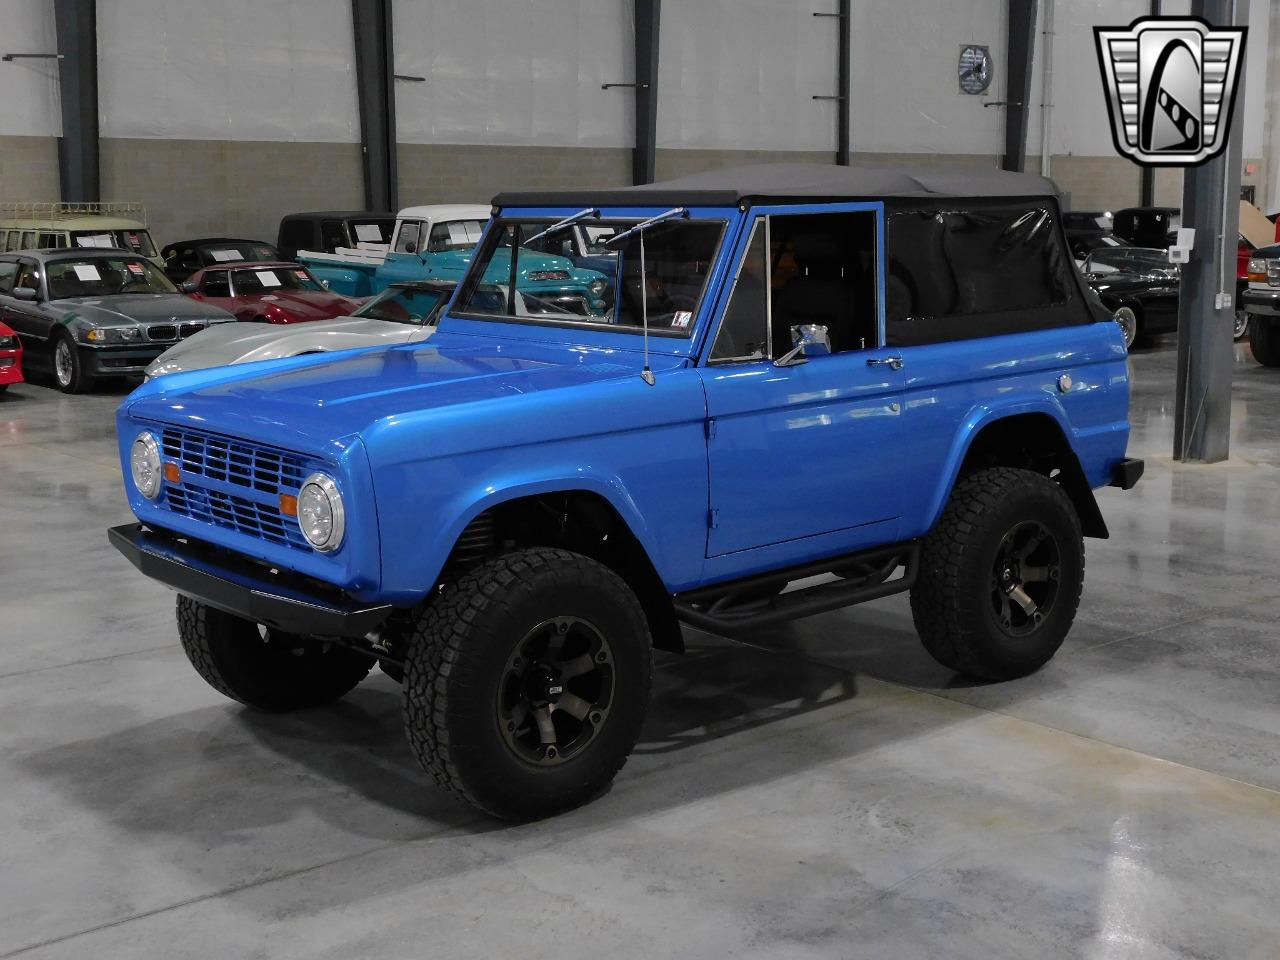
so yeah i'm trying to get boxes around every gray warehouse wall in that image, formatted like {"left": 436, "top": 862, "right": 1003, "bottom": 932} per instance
{"left": 99, "top": 139, "right": 364, "bottom": 248}
{"left": 397, "top": 145, "right": 630, "bottom": 208}
{"left": 0, "top": 136, "right": 60, "bottom": 201}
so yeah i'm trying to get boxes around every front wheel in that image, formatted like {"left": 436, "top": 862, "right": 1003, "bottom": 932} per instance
{"left": 910, "top": 467, "right": 1084, "bottom": 681}
{"left": 52, "top": 334, "right": 92, "bottom": 393}
{"left": 1250, "top": 318, "right": 1280, "bottom": 367}
{"left": 403, "top": 547, "right": 653, "bottom": 820}
{"left": 176, "top": 596, "right": 374, "bottom": 710}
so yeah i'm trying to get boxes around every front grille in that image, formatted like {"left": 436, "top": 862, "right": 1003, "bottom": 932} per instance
{"left": 166, "top": 485, "right": 309, "bottom": 549}
{"left": 1267, "top": 261, "right": 1280, "bottom": 287}
{"left": 179, "top": 322, "right": 205, "bottom": 338}
{"left": 160, "top": 427, "right": 307, "bottom": 496}
{"left": 147, "top": 324, "right": 177, "bottom": 342}
{"left": 154, "top": 426, "right": 315, "bottom": 552}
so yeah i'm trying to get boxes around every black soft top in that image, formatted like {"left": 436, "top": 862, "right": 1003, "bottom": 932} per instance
{"left": 280, "top": 211, "right": 394, "bottom": 221}
{"left": 494, "top": 163, "right": 1061, "bottom": 208}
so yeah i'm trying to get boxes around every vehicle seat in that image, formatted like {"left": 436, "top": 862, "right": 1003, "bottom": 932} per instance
{"left": 772, "top": 235, "right": 857, "bottom": 352}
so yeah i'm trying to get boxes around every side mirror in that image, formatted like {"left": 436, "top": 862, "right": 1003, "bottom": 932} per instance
{"left": 179, "top": 281, "right": 198, "bottom": 294}
{"left": 403, "top": 241, "right": 416, "bottom": 254}
{"left": 774, "top": 323, "right": 832, "bottom": 367}
{"left": 12, "top": 287, "right": 37, "bottom": 302}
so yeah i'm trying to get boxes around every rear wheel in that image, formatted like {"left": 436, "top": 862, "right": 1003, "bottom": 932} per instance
{"left": 176, "top": 596, "right": 374, "bottom": 711}
{"left": 911, "top": 467, "right": 1084, "bottom": 681}
{"left": 52, "top": 333, "right": 92, "bottom": 393}
{"left": 1250, "top": 317, "right": 1280, "bottom": 367}
{"left": 403, "top": 547, "right": 653, "bottom": 820}
{"left": 1113, "top": 306, "right": 1139, "bottom": 349}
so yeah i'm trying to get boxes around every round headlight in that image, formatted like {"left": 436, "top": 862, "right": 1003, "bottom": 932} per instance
{"left": 130, "top": 432, "right": 162, "bottom": 500}
{"left": 297, "top": 473, "right": 345, "bottom": 552}
{"left": 589, "top": 278, "right": 607, "bottom": 296}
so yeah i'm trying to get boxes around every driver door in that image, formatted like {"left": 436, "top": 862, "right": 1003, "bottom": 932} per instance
{"left": 698, "top": 204, "right": 908, "bottom": 558}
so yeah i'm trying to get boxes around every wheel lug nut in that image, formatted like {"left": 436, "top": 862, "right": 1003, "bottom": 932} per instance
{"left": 546, "top": 747, "right": 557, "bottom": 758}
{"left": 590, "top": 712, "right": 602, "bottom": 724}
{"left": 596, "top": 652, "right": 607, "bottom": 662}
{"left": 507, "top": 722, "right": 515, "bottom": 732}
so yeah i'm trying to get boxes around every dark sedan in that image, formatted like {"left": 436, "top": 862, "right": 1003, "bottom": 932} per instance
{"left": 1081, "top": 246, "right": 1179, "bottom": 349}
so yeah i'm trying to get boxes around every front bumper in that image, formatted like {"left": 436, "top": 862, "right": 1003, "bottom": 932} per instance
{"left": 84, "top": 344, "right": 167, "bottom": 377}
{"left": 1242, "top": 288, "right": 1280, "bottom": 318}
{"left": 109, "top": 523, "right": 392, "bottom": 637}
{"left": 0, "top": 350, "right": 22, "bottom": 386}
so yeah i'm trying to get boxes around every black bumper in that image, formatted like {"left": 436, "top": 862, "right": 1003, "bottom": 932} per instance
{"left": 84, "top": 345, "right": 167, "bottom": 377}
{"left": 1242, "top": 289, "right": 1280, "bottom": 317}
{"left": 1110, "top": 457, "right": 1145, "bottom": 490}
{"left": 108, "top": 523, "right": 392, "bottom": 637}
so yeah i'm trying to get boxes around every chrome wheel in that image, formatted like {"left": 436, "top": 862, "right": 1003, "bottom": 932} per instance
{"left": 1234, "top": 308, "right": 1250, "bottom": 340}
{"left": 1114, "top": 307, "right": 1138, "bottom": 349}
{"left": 54, "top": 339, "right": 74, "bottom": 387}
{"left": 990, "top": 520, "right": 1062, "bottom": 638}
{"left": 497, "top": 616, "right": 614, "bottom": 766}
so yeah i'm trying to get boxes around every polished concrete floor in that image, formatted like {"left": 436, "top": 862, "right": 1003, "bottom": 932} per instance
{"left": 2, "top": 338, "right": 1279, "bottom": 959}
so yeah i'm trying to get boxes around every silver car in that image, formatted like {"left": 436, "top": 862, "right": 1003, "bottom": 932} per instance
{"left": 145, "top": 279, "right": 453, "bottom": 380}
{"left": 0, "top": 249, "right": 236, "bottom": 392}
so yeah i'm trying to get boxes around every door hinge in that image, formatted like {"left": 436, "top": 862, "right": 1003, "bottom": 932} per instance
{"left": 707, "top": 508, "right": 719, "bottom": 529}
{"left": 705, "top": 417, "right": 717, "bottom": 440}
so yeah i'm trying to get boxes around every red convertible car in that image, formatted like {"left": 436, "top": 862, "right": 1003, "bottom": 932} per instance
{"left": 0, "top": 320, "right": 23, "bottom": 393}
{"left": 180, "top": 261, "right": 361, "bottom": 324}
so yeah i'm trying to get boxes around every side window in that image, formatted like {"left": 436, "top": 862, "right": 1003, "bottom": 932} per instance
{"left": 20, "top": 231, "right": 37, "bottom": 249}
{"left": 3, "top": 231, "right": 15, "bottom": 251}
{"left": 710, "top": 221, "right": 769, "bottom": 362}
{"left": 767, "top": 211, "right": 879, "bottom": 356}
{"left": 279, "top": 221, "right": 310, "bottom": 255}
{"left": 200, "top": 272, "right": 231, "bottom": 297}
{"left": 320, "top": 220, "right": 347, "bottom": 251}
{"left": 885, "top": 203, "right": 1076, "bottom": 346}
{"left": 393, "top": 220, "right": 422, "bottom": 253}
{"left": 0, "top": 261, "right": 16, "bottom": 293}
{"left": 15, "top": 261, "right": 40, "bottom": 293}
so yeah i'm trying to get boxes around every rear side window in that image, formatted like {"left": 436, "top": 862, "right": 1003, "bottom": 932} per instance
{"left": 0, "top": 262, "right": 16, "bottom": 292}
{"left": 278, "top": 220, "right": 311, "bottom": 255}
{"left": 885, "top": 202, "right": 1079, "bottom": 346}
{"left": 320, "top": 220, "right": 347, "bottom": 251}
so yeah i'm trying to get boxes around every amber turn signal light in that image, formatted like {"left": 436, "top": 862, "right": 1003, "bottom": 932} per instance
{"left": 279, "top": 493, "right": 298, "bottom": 517}
{"left": 162, "top": 463, "right": 182, "bottom": 484}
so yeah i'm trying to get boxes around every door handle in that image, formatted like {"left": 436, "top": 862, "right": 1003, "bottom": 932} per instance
{"left": 866, "top": 356, "right": 904, "bottom": 371}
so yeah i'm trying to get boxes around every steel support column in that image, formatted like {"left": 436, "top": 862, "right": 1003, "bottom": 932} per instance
{"left": 836, "top": 0, "right": 850, "bottom": 165}
{"left": 351, "top": 0, "right": 397, "bottom": 211}
{"left": 1173, "top": 0, "right": 1246, "bottom": 462}
{"left": 1001, "top": 0, "right": 1037, "bottom": 172}
{"left": 53, "top": 0, "right": 99, "bottom": 203}
{"left": 633, "top": 0, "right": 660, "bottom": 185}
{"left": 1139, "top": 0, "right": 1162, "bottom": 206}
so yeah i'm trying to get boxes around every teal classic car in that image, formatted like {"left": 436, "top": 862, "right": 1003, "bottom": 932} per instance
{"left": 299, "top": 204, "right": 609, "bottom": 313}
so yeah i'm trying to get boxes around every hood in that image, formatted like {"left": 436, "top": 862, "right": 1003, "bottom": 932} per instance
{"left": 145, "top": 316, "right": 425, "bottom": 378}
{"left": 50, "top": 294, "right": 235, "bottom": 327}
{"left": 242, "top": 290, "right": 359, "bottom": 321}
{"left": 127, "top": 334, "right": 677, "bottom": 455}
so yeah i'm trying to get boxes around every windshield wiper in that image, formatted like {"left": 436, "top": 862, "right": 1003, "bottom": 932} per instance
{"left": 605, "top": 207, "right": 689, "bottom": 247}
{"left": 525, "top": 208, "right": 599, "bottom": 245}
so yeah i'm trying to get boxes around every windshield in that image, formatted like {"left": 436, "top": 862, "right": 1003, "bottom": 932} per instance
{"left": 428, "top": 220, "right": 486, "bottom": 253}
{"left": 1089, "top": 247, "right": 1171, "bottom": 273}
{"left": 455, "top": 217, "right": 724, "bottom": 335}
{"left": 354, "top": 285, "right": 447, "bottom": 325}
{"left": 231, "top": 266, "right": 323, "bottom": 294}
{"left": 46, "top": 256, "right": 177, "bottom": 298}
{"left": 71, "top": 229, "right": 157, "bottom": 258}
{"left": 581, "top": 225, "right": 620, "bottom": 254}
{"left": 203, "top": 243, "right": 277, "bottom": 264}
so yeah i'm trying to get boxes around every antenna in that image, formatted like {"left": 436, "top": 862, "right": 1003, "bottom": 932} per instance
{"left": 640, "top": 230, "right": 654, "bottom": 385}
{"left": 605, "top": 207, "right": 688, "bottom": 387}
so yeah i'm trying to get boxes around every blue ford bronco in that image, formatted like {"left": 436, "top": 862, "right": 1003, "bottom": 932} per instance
{"left": 110, "top": 165, "right": 1143, "bottom": 820}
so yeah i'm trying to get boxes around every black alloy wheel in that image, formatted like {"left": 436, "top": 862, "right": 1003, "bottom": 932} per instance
{"left": 990, "top": 520, "right": 1062, "bottom": 638}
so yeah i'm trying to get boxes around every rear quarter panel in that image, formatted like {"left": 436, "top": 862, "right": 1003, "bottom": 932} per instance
{"left": 897, "top": 321, "right": 1131, "bottom": 539}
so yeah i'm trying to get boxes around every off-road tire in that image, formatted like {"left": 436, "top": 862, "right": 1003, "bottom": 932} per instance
{"left": 911, "top": 467, "right": 1084, "bottom": 681}
{"left": 176, "top": 595, "right": 374, "bottom": 710}
{"left": 53, "top": 333, "right": 92, "bottom": 394}
{"left": 403, "top": 547, "right": 653, "bottom": 821}
{"left": 1250, "top": 317, "right": 1280, "bottom": 367}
